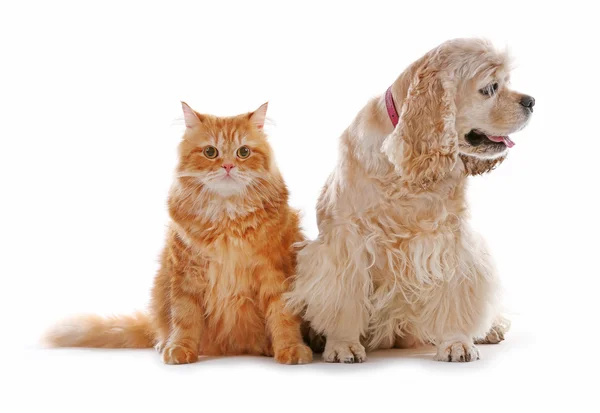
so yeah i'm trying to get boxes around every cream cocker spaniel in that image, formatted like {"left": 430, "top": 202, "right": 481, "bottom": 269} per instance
{"left": 287, "top": 38, "right": 534, "bottom": 362}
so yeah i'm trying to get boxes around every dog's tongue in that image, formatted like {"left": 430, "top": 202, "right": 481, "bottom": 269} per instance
{"left": 488, "top": 135, "right": 515, "bottom": 148}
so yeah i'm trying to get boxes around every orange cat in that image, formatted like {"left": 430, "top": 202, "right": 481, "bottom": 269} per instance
{"left": 45, "top": 102, "right": 313, "bottom": 365}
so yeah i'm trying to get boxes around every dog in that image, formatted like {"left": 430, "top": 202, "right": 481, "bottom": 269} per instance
{"left": 287, "top": 38, "right": 534, "bottom": 363}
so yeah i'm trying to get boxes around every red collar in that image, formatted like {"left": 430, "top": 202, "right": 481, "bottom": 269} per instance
{"left": 385, "top": 86, "right": 399, "bottom": 127}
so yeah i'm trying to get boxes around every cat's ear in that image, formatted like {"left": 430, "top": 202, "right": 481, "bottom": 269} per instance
{"left": 249, "top": 102, "right": 268, "bottom": 130}
{"left": 181, "top": 102, "right": 202, "bottom": 129}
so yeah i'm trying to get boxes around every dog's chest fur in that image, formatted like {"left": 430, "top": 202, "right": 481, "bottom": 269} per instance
{"left": 372, "top": 167, "right": 466, "bottom": 229}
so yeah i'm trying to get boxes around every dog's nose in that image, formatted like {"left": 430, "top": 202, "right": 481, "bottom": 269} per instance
{"left": 222, "top": 163, "right": 235, "bottom": 173}
{"left": 520, "top": 95, "right": 535, "bottom": 111}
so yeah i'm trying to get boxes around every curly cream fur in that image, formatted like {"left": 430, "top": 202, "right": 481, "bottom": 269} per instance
{"left": 287, "top": 38, "right": 532, "bottom": 363}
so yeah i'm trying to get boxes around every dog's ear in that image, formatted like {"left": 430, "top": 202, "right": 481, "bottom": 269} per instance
{"left": 382, "top": 63, "right": 458, "bottom": 190}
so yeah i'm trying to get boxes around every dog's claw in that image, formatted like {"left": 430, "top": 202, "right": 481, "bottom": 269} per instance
{"left": 435, "top": 341, "right": 480, "bottom": 362}
{"left": 323, "top": 341, "right": 366, "bottom": 364}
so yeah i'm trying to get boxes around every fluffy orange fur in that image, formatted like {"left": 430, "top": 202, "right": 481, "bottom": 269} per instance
{"left": 45, "top": 103, "right": 312, "bottom": 365}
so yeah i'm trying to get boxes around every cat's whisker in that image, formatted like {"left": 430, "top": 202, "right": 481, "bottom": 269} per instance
{"left": 176, "top": 171, "right": 205, "bottom": 179}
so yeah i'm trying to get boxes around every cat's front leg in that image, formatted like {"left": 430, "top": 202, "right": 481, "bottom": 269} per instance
{"left": 260, "top": 269, "right": 312, "bottom": 365}
{"left": 265, "top": 298, "right": 313, "bottom": 365}
{"left": 162, "top": 275, "right": 206, "bottom": 365}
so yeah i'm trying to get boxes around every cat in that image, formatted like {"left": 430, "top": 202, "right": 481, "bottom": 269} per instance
{"left": 45, "top": 102, "right": 313, "bottom": 365}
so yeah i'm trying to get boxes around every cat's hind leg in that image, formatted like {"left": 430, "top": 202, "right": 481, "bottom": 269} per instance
{"left": 149, "top": 264, "right": 171, "bottom": 354}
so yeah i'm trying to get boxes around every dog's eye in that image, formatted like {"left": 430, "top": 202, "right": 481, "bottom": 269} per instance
{"left": 480, "top": 82, "right": 499, "bottom": 97}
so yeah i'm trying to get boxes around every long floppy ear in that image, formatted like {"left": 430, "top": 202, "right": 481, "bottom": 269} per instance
{"left": 382, "top": 64, "right": 458, "bottom": 190}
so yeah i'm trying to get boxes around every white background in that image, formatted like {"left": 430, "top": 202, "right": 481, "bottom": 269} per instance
{"left": 1, "top": 0, "right": 599, "bottom": 412}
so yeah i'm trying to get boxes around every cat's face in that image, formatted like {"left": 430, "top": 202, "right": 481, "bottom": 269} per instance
{"left": 177, "top": 103, "right": 273, "bottom": 197}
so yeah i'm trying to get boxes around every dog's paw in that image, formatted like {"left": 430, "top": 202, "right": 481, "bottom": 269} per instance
{"left": 323, "top": 341, "right": 366, "bottom": 363}
{"left": 435, "top": 341, "right": 480, "bottom": 362}
{"left": 475, "top": 324, "right": 506, "bottom": 345}
{"left": 162, "top": 342, "right": 198, "bottom": 365}
{"left": 275, "top": 343, "right": 313, "bottom": 365}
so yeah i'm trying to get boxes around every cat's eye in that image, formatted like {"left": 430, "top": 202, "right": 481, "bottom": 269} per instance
{"left": 237, "top": 146, "right": 251, "bottom": 159}
{"left": 480, "top": 82, "right": 499, "bottom": 97}
{"left": 203, "top": 146, "right": 218, "bottom": 159}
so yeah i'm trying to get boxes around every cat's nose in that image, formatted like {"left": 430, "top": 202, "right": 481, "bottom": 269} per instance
{"left": 222, "top": 163, "right": 235, "bottom": 173}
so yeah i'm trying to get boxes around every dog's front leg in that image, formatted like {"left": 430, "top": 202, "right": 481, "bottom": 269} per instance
{"left": 317, "top": 264, "right": 369, "bottom": 364}
{"left": 434, "top": 335, "right": 480, "bottom": 362}
{"left": 322, "top": 313, "right": 367, "bottom": 364}
{"left": 429, "top": 284, "right": 496, "bottom": 362}
{"left": 287, "top": 235, "right": 372, "bottom": 363}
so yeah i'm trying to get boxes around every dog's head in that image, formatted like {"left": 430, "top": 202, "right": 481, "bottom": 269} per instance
{"left": 451, "top": 41, "right": 534, "bottom": 161}
{"left": 383, "top": 38, "right": 534, "bottom": 187}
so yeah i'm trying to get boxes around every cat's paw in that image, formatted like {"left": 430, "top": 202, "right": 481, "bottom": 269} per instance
{"left": 435, "top": 340, "right": 480, "bottom": 362}
{"left": 323, "top": 340, "right": 366, "bottom": 363}
{"left": 275, "top": 343, "right": 313, "bottom": 365}
{"left": 262, "top": 345, "right": 274, "bottom": 357}
{"left": 154, "top": 341, "right": 165, "bottom": 353}
{"left": 162, "top": 342, "right": 198, "bottom": 365}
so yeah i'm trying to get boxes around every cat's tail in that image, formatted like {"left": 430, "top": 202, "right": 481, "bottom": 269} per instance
{"left": 44, "top": 312, "right": 154, "bottom": 349}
